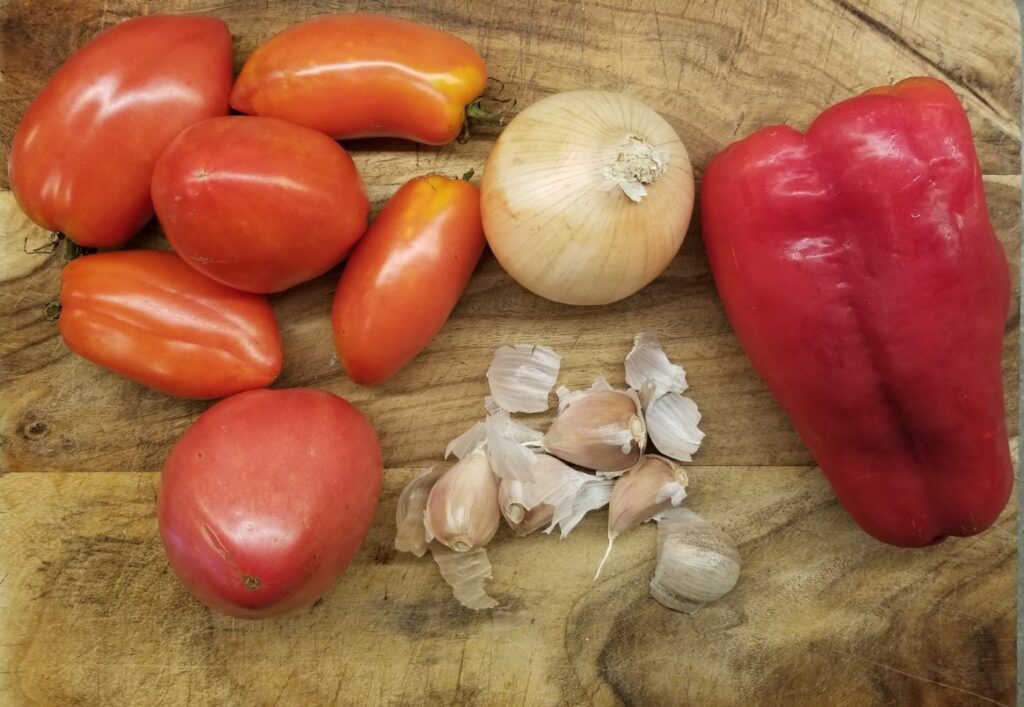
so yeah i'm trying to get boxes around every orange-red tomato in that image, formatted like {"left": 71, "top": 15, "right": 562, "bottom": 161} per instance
{"left": 151, "top": 116, "right": 370, "bottom": 293}
{"left": 332, "top": 175, "right": 485, "bottom": 384}
{"left": 8, "top": 15, "right": 232, "bottom": 248}
{"left": 158, "top": 388, "right": 383, "bottom": 618}
{"left": 58, "top": 250, "right": 283, "bottom": 399}
{"left": 230, "top": 14, "right": 487, "bottom": 144}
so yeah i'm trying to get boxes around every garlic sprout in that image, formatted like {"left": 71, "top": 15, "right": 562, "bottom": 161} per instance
{"left": 480, "top": 90, "right": 695, "bottom": 305}
{"left": 650, "top": 508, "right": 740, "bottom": 614}
{"left": 430, "top": 544, "right": 498, "bottom": 610}
{"left": 424, "top": 448, "right": 501, "bottom": 552}
{"left": 395, "top": 466, "right": 447, "bottom": 556}
{"left": 595, "top": 456, "right": 688, "bottom": 578}
{"left": 486, "top": 344, "right": 561, "bottom": 413}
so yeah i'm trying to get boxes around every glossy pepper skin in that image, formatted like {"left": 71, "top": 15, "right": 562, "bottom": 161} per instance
{"left": 8, "top": 15, "right": 232, "bottom": 248}
{"left": 332, "top": 175, "right": 485, "bottom": 384}
{"left": 230, "top": 14, "right": 487, "bottom": 144}
{"left": 59, "top": 250, "right": 284, "bottom": 399}
{"left": 701, "top": 77, "right": 1012, "bottom": 547}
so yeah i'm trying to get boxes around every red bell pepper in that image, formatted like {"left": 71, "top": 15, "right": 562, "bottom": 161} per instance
{"left": 701, "top": 77, "right": 1013, "bottom": 547}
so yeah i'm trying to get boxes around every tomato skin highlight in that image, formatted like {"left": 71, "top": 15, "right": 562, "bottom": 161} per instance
{"left": 230, "top": 14, "right": 488, "bottom": 145}
{"left": 158, "top": 388, "right": 383, "bottom": 619}
{"left": 58, "top": 250, "right": 283, "bottom": 399}
{"left": 8, "top": 15, "right": 232, "bottom": 248}
{"left": 332, "top": 175, "right": 486, "bottom": 385}
{"left": 151, "top": 116, "right": 370, "bottom": 294}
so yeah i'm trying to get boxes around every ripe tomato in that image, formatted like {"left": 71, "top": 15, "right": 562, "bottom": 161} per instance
{"left": 332, "top": 174, "right": 485, "bottom": 384}
{"left": 58, "top": 250, "right": 283, "bottom": 399}
{"left": 8, "top": 15, "right": 232, "bottom": 248}
{"left": 151, "top": 116, "right": 370, "bottom": 293}
{"left": 158, "top": 388, "right": 383, "bottom": 618}
{"left": 230, "top": 14, "right": 487, "bottom": 144}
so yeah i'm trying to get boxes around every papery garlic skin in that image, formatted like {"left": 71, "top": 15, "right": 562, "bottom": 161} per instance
{"left": 487, "top": 344, "right": 561, "bottom": 413}
{"left": 646, "top": 392, "right": 704, "bottom": 463}
{"left": 650, "top": 508, "right": 740, "bottom": 614}
{"left": 542, "top": 390, "right": 646, "bottom": 471}
{"left": 430, "top": 544, "right": 498, "bottom": 610}
{"left": 424, "top": 448, "right": 501, "bottom": 552}
{"left": 625, "top": 331, "right": 688, "bottom": 403}
{"left": 498, "top": 479, "right": 556, "bottom": 536}
{"left": 480, "top": 90, "right": 695, "bottom": 306}
{"left": 395, "top": 466, "right": 447, "bottom": 556}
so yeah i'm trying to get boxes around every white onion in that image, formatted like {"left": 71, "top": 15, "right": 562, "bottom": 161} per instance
{"left": 481, "top": 90, "right": 694, "bottom": 305}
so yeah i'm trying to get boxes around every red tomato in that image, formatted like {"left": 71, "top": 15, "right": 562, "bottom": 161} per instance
{"left": 158, "top": 388, "right": 383, "bottom": 618}
{"left": 230, "top": 14, "right": 487, "bottom": 144}
{"left": 151, "top": 116, "right": 370, "bottom": 293}
{"left": 332, "top": 175, "right": 485, "bottom": 384}
{"left": 8, "top": 15, "right": 232, "bottom": 248}
{"left": 58, "top": 250, "right": 283, "bottom": 399}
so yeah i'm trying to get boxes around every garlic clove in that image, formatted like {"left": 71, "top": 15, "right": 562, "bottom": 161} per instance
{"left": 650, "top": 508, "right": 740, "bottom": 614}
{"left": 513, "top": 503, "right": 556, "bottom": 535}
{"left": 498, "top": 478, "right": 556, "bottom": 536}
{"left": 625, "top": 331, "right": 688, "bottom": 405}
{"left": 595, "top": 455, "right": 688, "bottom": 578}
{"left": 395, "top": 466, "right": 447, "bottom": 556}
{"left": 484, "top": 410, "right": 540, "bottom": 482}
{"left": 445, "top": 420, "right": 487, "bottom": 460}
{"left": 645, "top": 392, "right": 704, "bottom": 463}
{"left": 542, "top": 389, "right": 646, "bottom": 471}
{"left": 497, "top": 478, "right": 527, "bottom": 526}
{"left": 486, "top": 344, "right": 562, "bottom": 413}
{"left": 424, "top": 447, "right": 501, "bottom": 552}
{"left": 430, "top": 543, "right": 498, "bottom": 610}
{"left": 547, "top": 475, "right": 616, "bottom": 538}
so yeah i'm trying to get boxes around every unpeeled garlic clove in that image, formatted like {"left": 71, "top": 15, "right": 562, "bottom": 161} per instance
{"left": 424, "top": 447, "right": 501, "bottom": 552}
{"left": 395, "top": 466, "right": 447, "bottom": 556}
{"left": 498, "top": 479, "right": 556, "bottom": 536}
{"left": 595, "top": 455, "right": 688, "bottom": 578}
{"left": 650, "top": 508, "right": 740, "bottom": 614}
{"left": 542, "top": 389, "right": 646, "bottom": 471}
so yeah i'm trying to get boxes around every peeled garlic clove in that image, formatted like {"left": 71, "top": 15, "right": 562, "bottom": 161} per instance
{"left": 430, "top": 544, "right": 498, "bottom": 610}
{"left": 650, "top": 508, "right": 740, "bottom": 614}
{"left": 395, "top": 466, "right": 447, "bottom": 556}
{"left": 625, "top": 331, "right": 688, "bottom": 405}
{"left": 595, "top": 455, "right": 688, "bottom": 578}
{"left": 542, "top": 389, "right": 646, "bottom": 471}
{"left": 646, "top": 392, "right": 704, "bottom": 463}
{"left": 486, "top": 344, "right": 562, "bottom": 413}
{"left": 424, "top": 447, "right": 501, "bottom": 552}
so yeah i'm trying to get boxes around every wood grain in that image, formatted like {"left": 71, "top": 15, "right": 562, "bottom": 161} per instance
{"left": 0, "top": 0, "right": 1019, "bottom": 705}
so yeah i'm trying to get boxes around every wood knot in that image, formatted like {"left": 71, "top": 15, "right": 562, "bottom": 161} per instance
{"left": 21, "top": 419, "right": 48, "bottom": 440}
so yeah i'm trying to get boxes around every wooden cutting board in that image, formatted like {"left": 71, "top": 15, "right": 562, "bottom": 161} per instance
{"left": 0, "top": 1, "right": 1019, "bottom": 704}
